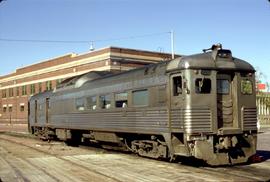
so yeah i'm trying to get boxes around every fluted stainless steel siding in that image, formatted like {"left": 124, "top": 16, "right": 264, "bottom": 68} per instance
{"left": 242, "top": 107, "right": 257, "bottom": 130}
{"left": 50, "top": 108, "right": 171, "bottom": 134}
{"left": 170, "top": 109, "right": 183, "bottom": 129}
{"left": 183, "top": 108, "right": 211, "bottom": 133}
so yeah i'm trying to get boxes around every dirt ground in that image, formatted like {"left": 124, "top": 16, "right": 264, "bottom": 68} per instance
{"left": 0, "top": 125, "right": 270, "bottom": 181}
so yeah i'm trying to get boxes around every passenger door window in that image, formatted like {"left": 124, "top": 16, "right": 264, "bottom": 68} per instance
{"left": 172, "top": 76, "right": 182, "bottom": 96}
{"left": 217, "top": 79, "right": 230, "bottom": 94}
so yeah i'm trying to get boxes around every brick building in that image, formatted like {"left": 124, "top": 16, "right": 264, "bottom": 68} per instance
{"left": 0, "top": 47, "right": 173, "bottom": 124}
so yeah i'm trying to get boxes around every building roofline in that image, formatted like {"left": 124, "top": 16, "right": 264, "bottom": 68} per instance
{"left": 109, "top": 46, "right": 174, "bottom": 55}
{"left": 76, "top": 46, "right": 175, "bottom": 59}
{"left": 16, "top": 53, "right": 77, "bottom": 70}
{"left": 0, "top": 46, "right": 177, "bottom": 80}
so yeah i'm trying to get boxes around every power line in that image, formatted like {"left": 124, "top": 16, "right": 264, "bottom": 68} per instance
{"left": 0, "top": 32, "right": 170, "bottom": 44}
{"left": 0, "top": 38, "right": 90, "bottom": 44}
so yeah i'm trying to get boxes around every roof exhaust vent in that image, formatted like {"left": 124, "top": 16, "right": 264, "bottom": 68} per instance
{"left": 202, "top": 43, "right": 222, "bottom": 53}
{"left": 204, "top": 44, "right": 232, "bottom": 61}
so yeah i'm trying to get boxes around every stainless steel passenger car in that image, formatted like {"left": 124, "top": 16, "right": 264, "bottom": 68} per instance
{"left": 29, "top": 45, "right": 257, "bottom": 165}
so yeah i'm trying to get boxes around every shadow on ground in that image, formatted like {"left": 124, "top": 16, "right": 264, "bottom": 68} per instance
{"left": 257, "top": 150, "right": 270, "bottom": 161}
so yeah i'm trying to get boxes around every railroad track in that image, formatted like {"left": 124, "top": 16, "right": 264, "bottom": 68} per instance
{"left": 0, "top": 133, "right": 270, "bottom": 181}
{"left": 0, "top": 135, "right": 120, "bottom": 182}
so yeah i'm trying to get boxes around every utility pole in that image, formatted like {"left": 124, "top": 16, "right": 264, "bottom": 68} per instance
{"left": 170, "top": 30, "right": 175, "bottom": 59}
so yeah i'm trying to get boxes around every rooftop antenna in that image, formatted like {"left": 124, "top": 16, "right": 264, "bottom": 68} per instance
{"left": 157, "top": 47, "right": 164, "bottom": 53}
{"left": 89, "top": 41, "right": 95, "bottom": 51}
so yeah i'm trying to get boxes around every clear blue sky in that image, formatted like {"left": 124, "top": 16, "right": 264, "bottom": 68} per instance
{"left": 0, "top": 0, "right": 269, "bottom": 82}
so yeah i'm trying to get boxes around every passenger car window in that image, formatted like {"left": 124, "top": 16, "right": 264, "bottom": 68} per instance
{"left": 217, "top": 79, "right": 230, "bottom": 94}
{"left": 100, "top": 95, "right": 111, "bottom": 109}
{"left": 195, "top": 78, "right": 211, "bottom": 94}
{"left": 115, "top": 92, "right": 128, "bottom": 108}
{"left": 241, "top": 80, "right": 253, "bottom": 95}
{"left": 75, "top": 98, "right": 85, "bottom": 111}
{"left": 86, "top": 96, "right": 97, "bottom": 110}
{"left": 173, "top": 76, "right": 182, "bottom": 96}
{"left": 132, "top": 89, "right": 148, "bottom": 106}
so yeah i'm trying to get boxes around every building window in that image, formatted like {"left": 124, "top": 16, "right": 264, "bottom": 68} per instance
{"left": 56, "top": 79, "right": 63, "bottom": 86}
{"left": 86, "top": 96, "right": 97, "bottom": 110}
{"left": 132, "top": 89, "right": 148, "bottom": 106}
{"left": 2, "top": 89, "right": 7, "bottom": 98}
{"left": 46, "top": 81, "right": 52, "bottom": 91}
{"left": 8, "top": 106, "right": 12, "bottom": 112}
{"left": 173, "top": 76, "right": 182, "bottom": 96}
{"left": 195, "top": 78, "right": 211, "bottom": 94}
{"left": 8, "top": 88, "right": 14, "bottom": 97}
{"left": 115, "top": 92, "right": 128, "bottom": 108}
{"left": 16, "top": 87, "right": 20, "bottom": 96}
{"left": 30, "top": 84, "right": 36, "bottom": 95}
{"left": 3, "top": 106, "right": 7, "bottom": 112}
{"left": 100, "top": 95, "right": 111, "bottom": 109}
{"left": 75, "top": 98, "right": 85, "bottom": 111}
{"left": 22, "top": 85, "right": 27, "bottom": 95}
{"left": 20, "top": 105, "right": 25, "bottom": 112}
{"left": 39, "top": 82, "right": 42, "bottom": 93}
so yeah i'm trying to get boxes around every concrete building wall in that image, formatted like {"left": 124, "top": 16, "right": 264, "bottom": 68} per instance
{"left": 0, "top": 47, "right": 174, "bottom": 124}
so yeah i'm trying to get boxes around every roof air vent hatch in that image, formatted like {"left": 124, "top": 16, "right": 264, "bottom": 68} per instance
{"left": 203, "top": 44, "right": 232, "bottom": 61}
